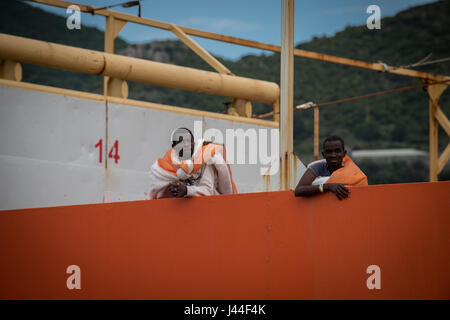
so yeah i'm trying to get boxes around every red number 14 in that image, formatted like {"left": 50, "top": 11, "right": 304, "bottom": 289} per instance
{"left": 95, "top": 139, "right": 120, "bottom": 164}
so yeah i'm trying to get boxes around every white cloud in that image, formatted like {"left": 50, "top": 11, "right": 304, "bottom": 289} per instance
{"left": 179, "top": 17, "right": 262, "bottom": 33}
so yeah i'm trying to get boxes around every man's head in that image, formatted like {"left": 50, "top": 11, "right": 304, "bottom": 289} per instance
{"left": 322, "top": 135, "right": 346, "bottom": 173}
{"left": 171, "top": 127, "right": 195, "bottom": 160}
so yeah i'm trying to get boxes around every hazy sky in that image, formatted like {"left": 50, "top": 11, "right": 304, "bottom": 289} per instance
{"left": 29, "top": 0, "right": 437, "bottom": 60}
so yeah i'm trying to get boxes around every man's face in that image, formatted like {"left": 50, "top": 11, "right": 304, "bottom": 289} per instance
{"left": 322, "top": 140, "right": 346, "bottom": 172}
{"left": 172, "top": 130, "right": 194, "bottom": 160}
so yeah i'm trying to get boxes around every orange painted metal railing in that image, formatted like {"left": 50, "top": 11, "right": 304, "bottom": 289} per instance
{"left": 0, "top": 181, "right": 449, "bottom": 299}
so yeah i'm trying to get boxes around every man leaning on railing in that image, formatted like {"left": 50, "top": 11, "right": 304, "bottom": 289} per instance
{"left": 295, "top": 136, "right": 368, "bottom": 200}
{"left": 148, "top": 127, "right": 237, "bottom": 199}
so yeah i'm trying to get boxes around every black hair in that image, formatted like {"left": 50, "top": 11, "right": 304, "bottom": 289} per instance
{"left": 323, "top": 135, "right": 345, "bottom": 150}
{"left": 171, "top": 127, "right": 194, "bottom": 150}
{"left": 171, "top": 127, "right": 193, "bottom": 142}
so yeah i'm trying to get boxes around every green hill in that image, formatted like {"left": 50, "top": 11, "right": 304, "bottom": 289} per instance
{"left": 1, "top": 0, "right": 449, "bottom": 183}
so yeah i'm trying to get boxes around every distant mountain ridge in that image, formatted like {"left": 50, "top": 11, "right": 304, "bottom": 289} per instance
{"left": 1, "top": 0, "right": 449, "bottom": 182}
{"left": 118, "top": 41, "right": 190, "bottom": 64}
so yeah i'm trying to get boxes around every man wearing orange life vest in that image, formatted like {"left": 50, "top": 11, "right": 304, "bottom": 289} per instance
{"left": 148, "top": 127, "right": 237, "bottom": 199}
{"left": 295, "top": 136, "right": 368, "bottom": 200}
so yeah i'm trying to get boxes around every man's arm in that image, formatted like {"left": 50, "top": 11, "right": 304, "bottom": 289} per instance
{"left": 168, "top": 181, "right": 185, "bottom": 198}
{"left": 148, "top": 163, "right": 175, "bottom": 199}
{"left": 168, "top": 165, "right": 216, "bottom": 197}
{"left": 185, "top": 165, "right": 216, "bottom": 197}
{"left": 294, "top": 168, "right": 350, "bottom": 200}
{"left": 294, "top": 168, "right": 322, "bottom": 196}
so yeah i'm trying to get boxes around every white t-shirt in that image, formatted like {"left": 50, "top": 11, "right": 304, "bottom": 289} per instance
{"left": 185, "top": 164, "right": 220, "bottom": 197}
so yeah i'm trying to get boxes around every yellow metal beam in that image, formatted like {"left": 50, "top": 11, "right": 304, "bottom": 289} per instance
{"left": 438, "top": 143, "right": 450, "bottom": 174}
{"left": 431, "top": 94, "right": 450, "bottom": 176}
{"left": 107, "top": 78, "right": 128, "bottom": 99}
{"left": 0, "top": 60, "right": 22, "bottom": 81}
{"left": 104, "top": 16, "right": 128, "bottom": 98}
{"left": 169, "top": 24, "right": 253, "bottom": 118}
{"left": 170, "top": 24, "right": 232, "bottom": 75}
{"left": 105, "top": 16, "right": 127, "bottom": 53}
{"left": 231, "top": 98, "right": 252, "bottom": 118}
{"left": 0, "top": 33, "right": 280, "bottom": 103}
{"left": 435, "top": 106, "right": 450, "bottom": 137}
{"left": 272, "top": 99, "right": 279, "bottom": 123}
{"left": 0, "top": 78, "right": 279, "bottom": 128}
{"left": 426, "top": 82, "right": 448, "bottom": 181}
{"left": 29, "top": 0, "right": 449, "bottom": 82}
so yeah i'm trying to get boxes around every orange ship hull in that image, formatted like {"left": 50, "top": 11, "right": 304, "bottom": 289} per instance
{"left": 0, "top": 181, "right": 449, "bottom": 299}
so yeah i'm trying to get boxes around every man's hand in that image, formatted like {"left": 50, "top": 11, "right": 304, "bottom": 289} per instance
{"left": 168, "top": 181, "right": 187, "bottom": 198}
{"left": 324, "top": 183, "right": 350, "bottom": 200}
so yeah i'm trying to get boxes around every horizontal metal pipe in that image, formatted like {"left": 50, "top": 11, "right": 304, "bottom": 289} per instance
{"left": 29, "top": 0, "right": 449, "bottom": 82}
{"left": 0, "top": 34, "right": 104, "bottom": 74}
{"left": 0, "top": 33, "right": 280, "bottom": 103}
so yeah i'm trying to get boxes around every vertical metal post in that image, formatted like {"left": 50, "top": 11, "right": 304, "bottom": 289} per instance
{"left": 104, "top": 16, "right": 114, "bottom": 97}
{"left": 426, "top": 82, "right": 448, "bottom": 181}
{"left": 280, "top": 0, "right": 295, "bottom": 190}
{"left": 104, "top": 16, "right": 128, "bottom": 98}
{"left": 272, "top": 99, "right": 280, "bottom": 122}
{"left": 429, "top": 94, "right": 438, "bottom": 182}
{"left": 314, "top": 107, "right": 319, "bottom": 160}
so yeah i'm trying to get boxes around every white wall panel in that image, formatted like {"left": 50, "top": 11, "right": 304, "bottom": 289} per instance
{"left": 104, "top": 168, "right": 149, "bottom": 201}
{"left": 0, "top": 86, "right": 105, "bottom": 210}
{"left": 1, "top": 85, "right": 305, "bottom": 209}
{"left": 0, "top": 87, "right": 105, "bottom": 165}
{"left": 0, "top": 155, "right": 105, "bottom": 210}
{"left": 201, "top": 117, "right": 287, "bottom": 193}
{"left": 106, "top": 102, "right": 302, "bottom": 197}
{"left": 107, "top": 103, "right": 198, "bottom": 172}
{"left": 106, "top": 103, "right": 203, "bottom": 200}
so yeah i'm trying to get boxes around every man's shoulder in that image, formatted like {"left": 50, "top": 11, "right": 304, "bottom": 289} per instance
{"left": 307, "top": 159, "right": 327, "bottom": 169}
{"left": 307, "top": 159, "right": 330, "bottom": 177}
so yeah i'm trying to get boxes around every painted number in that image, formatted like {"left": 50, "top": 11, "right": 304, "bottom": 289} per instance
{"left": 95, "top": 138, "right": 103, "bottom": 163}
{"left": 108, "top": 140, "right": 120, "bottom": 164}
{"left": 95, "top": 139, "right": 120, "bottom": 164}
